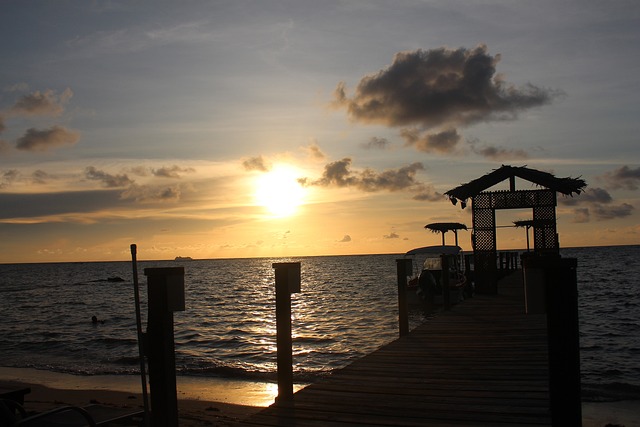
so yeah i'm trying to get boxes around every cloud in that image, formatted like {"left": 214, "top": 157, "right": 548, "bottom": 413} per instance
{"left": 9, "top": 88, "right": 73, "bottom": 117}
{"left": 85, "top": 166, "right": 134, "bottom": 188}
{"left": 467, "top": 138, "right": 529, "bottom": 160}
{"left": 301, "top": 158, "right": 444, "bottom": 202}
{"left": 472, "top": 145, "right": 529, "bottom": 161}
{"left": 129, "top": 166, "right": 150, "bottom": 177}
{"left": 339, "top": 235, "right": 351, "bottom": 243}
{"left": 359, "top": 162, "right": 426, "bottom": 192}
{"left": 120, "top": 184, "right": 182, "bottom": 203}
{"left": 242, "top": 156, "right": 271, "bottom": 172}
{"left": 0, "top": 169, "right": 20, "bottom": 189}
{"left": 152, "top": 165, "right": 196, "bottom": 178}
{"left": 303, "top": 158, "right": 425, "bottom": 193}
{"left": 16, "top": 126, "right": 80, "bottom": 152}
{"left": 599, "top": 165, "right": 640, "bottom": 191}
{"left": 333, "top": 45, "right": 558, "bottom": 129}
{"left": 401, "top": 128, "right": 461, "bottom": 153}
{"left": 571, "top": 208, "right": 590, "bottom": 223}
{"left": 0, "top": 190, "right": 127, "bottom": 220}
{"left": 31, "top": 170, "right": 51, "bottom": 184}
{"left": 305, "top": 142, "right": 326, "bottom": 160}
{"left": 119, "top": 165, "right": 196, "bottom": 179}
{"left": 0, "top": 139, "right": 10, "bottom": 155}
{"left": 307, "top": 158, "right": 356, "bottom": 188}
{"left": 592, "top": 203, "right": 634, "bottom": 220}
{"left": 362, "top": 136, "right": 391, "bottom": 150}
{"left": 412, "top": 184, "right": 443, "bottom": 202}
{"left": 383, "top": 232, "right": 400, "bottom": 239}
{"left": 333, "top": 45, "right": 560, "bottom": 155}
{"left": 560, "top": 187, "right": 633, "bottom": 221}
{"left": 560, "top": 187, "right": 612, "bottom": 206}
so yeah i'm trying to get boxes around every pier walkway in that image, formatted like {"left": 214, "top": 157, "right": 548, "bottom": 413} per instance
{"left": 237, "top": 271, "right": 551, "bottom": 426}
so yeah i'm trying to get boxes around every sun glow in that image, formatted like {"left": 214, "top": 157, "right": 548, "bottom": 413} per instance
{"left": 254, "top": 166, "right": 306, "bottom": 217}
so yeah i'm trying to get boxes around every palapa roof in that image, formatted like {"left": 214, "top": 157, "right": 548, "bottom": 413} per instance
{"left": 444, "top": 165, "right": 587, "bottom": 207}
{"left": 513, "top": 219, "right": 554, "bottom": 228}
{"left": 424, "top": 222, "right": 468, "bottom": 233}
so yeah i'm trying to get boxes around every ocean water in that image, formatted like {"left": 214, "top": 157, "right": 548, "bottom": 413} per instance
{"left": 562, "top": 246, "right": 640, "bottom": 401}
{"left": 0, "top": 246, "right": 639, "bottom": 402}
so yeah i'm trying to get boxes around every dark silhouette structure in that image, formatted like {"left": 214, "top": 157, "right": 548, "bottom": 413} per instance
{"left": 445, "top": 165, "right": 586, "bottom": 294}
{"left": 424, "top": 222, "right": 467, "bottom": 246}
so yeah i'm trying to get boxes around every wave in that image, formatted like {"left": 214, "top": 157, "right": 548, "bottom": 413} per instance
{"left": 177, "top": 364, "right": 330, "bottom": 383}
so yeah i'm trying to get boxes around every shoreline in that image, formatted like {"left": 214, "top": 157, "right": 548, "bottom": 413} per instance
{"left": 0, "top": 366, "right": 294, "bottom": 426}
{"left": 1, "top": 381, "right": 259, "bottom": 426}
{"left": 2, "top": 367, "right": 640, "bottom": 426}
{"left": 0, "top": 367, "right": 307, "bottom": 407}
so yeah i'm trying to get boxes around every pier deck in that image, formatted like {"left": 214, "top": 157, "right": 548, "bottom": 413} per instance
{"left": 238, "top": 271, "right": 551, "bottom": 426}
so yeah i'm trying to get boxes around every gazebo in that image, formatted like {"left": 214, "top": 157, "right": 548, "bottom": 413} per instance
{"left": 424, "top": 222, "right": 467, "bottom": 246}
{"left": 513, "top": 219, "right": 555, "bottom": 252}
{"left": 445, "top": 165, "right": 586, "bottom": 294}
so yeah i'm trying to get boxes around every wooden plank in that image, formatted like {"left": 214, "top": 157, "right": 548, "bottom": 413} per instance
{"left": 236, "top": 271, "right": 551, "bottom": 426}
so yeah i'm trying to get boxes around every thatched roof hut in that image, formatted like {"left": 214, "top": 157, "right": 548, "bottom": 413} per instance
{"left": 424, "top": 222, "right": 468, "bottom": 246}
{"left": 444, "top": 165, "right": 587, "bottom": 208}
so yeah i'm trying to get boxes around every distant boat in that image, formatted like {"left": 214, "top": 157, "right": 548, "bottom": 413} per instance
{"left": 174, "top": 256, "right": 193, "bottom": 261}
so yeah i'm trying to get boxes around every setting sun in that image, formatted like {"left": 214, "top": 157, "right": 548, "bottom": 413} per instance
{"left": 254, "top": 166, "right": 306, "bottom": 217}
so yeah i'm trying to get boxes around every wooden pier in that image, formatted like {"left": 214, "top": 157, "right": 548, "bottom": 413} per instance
{"left": 237, "top": 271, "right": 552, "bottom": 426}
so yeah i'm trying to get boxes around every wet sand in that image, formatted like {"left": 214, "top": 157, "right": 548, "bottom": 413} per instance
{"left": 1, "top": 367, "right": 273, "bottom": 426}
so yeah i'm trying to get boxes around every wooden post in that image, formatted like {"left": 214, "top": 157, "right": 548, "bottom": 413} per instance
{"left": 396, "top": 259, "right": 412, "bottom": 337}
{"left": 273, "top": 262, "right": 301, "bottom": 402}
{"left": 464, "top": 254, "right": 473, "bottom": 299}
{"left": 545, "top": 257, "right": 582, "bottom": 426}
{"left": 144, "top": 267, "right": 185, "bottom": 427}
{"left": 441, "top": 255, "right": 450, "bottom": 310}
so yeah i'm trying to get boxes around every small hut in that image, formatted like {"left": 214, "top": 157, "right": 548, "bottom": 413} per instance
{"left": 513, "top": 219, "right": 555, "bottom": 252}
{"left": 444, "top": 165, "right": 586, "bottom": 294}
{"left": 425, "top": 222, "right": 467, "bottom": 246}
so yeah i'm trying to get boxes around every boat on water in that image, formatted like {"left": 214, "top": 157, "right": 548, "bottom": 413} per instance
{"left": 405, "top": 245, "right": 468, "bottom": 306}
{"left": 174, "top": 256, "right": 193, "bottom": 261}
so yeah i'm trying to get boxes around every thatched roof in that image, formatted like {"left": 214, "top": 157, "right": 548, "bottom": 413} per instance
{"left": 444, "top": 165, "right": 587, "bottom": 207}
{"left": 513, "top": 219, "right": 554, "bottom": 228}
{"left": 424, "top": 222, "right": 468, "bottom": 233}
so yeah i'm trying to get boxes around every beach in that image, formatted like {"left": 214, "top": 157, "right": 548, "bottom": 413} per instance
{"left": 0, "top": 367, "right": 273, "bottom": 426}
{"left": 3, "top": 368, "right": 640, "bottom": 426}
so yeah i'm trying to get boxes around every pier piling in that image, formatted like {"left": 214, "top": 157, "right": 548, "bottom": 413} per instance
{"left": 545, "top": 258, "right": 581, "bottom": 426}
{"left": 441, "top": 254, "right": 451, "bottom": 310}
{"left": 395, "top": 258, "right": 412, "bottom": 337}
{"left": 273, "top": 262, "right": 301, "bottom": 402}
{"left": 143, "top": 267, "right": 185, "bottom": 427}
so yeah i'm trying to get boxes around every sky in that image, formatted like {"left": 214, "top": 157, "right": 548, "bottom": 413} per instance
{"left": 1, "top": 1, "right": 639, "bottom": 263}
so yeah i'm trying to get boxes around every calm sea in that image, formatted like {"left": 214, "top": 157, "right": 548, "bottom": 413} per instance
{"left": 0, "top": 246, "right": 638, "bottom": 402}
